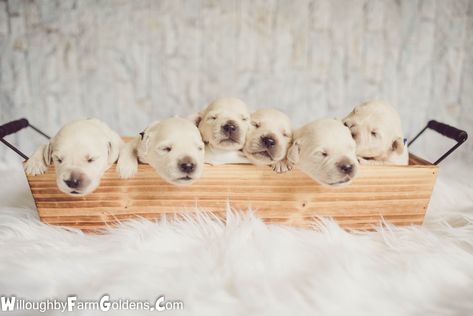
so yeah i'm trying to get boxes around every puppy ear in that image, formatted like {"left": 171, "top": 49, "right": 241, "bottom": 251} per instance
{"left": 351, "top": 101, "right": 369, "bottom": 114}
{"left": 188, "top": 113, "right": 202, "bottom": 127}
{"left": 286, "top": 139, "right": 301, "bottom": 165}
{"left": 138, "top": 121, "right": 160, "bottom": 155}
{"left": 104, "top": 128, "right": 123, "bottom": 165}
{"left": 139, "top": 130, "right": 151, "bottom": 155}
{"left": 107, "top": 141, "right": 120, "bottom": 164}
{"left": 43, "top": 143, "right": 52, "bottom": 166}
{"left": 391, "top": 137, "right": 404, "bottom": 154}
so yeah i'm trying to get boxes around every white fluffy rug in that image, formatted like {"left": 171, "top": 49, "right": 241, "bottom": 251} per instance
{"left": 1, "top": 162, "right": 473, "bottom": 316}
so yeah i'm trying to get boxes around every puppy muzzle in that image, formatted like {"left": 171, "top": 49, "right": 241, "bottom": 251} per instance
{"left": 210, "top": 120, "right": 245, "bottom": 150}
{"left": 328, "top": 159, "right": 358, "bottom": 185}
{"left": 58, "top": 170, "right": 93, "bottom": 195}
{"left": 245, "top": 133, "right": 284, "bottom": 163}
{"left": 219, "top": 120, "right": 241, "bottom": 142}
{"left": 174, "top": 156, "right": 201, "bottom": 185}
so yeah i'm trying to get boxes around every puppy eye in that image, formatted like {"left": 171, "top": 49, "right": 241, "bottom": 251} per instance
{"left": 198, "top": 146, "right": 203, "bottom": 151}
{"left": 321, "top": 151, "right": 328, "bottom": 157}
{"left": 56, "top": 157, "right": 63, "bottom": 163}
{"left": 242, "top": 117, "right": 249, "bottom": 122}
{"left": 283, "top": 131, "right": 291, "bottom": 138}
{"left": 252, "top": 121, "right": 261, "bottom": 128}
{"left": 87, "top": 157, "right": 95, "bottom": 163}
{"left": 371, "top": 131, "right": 377, "bottom": 137}
{"left": 162, "top": 146, "right": 172, "bottom": 152}
{"left": 343, "top": 122, "right": 349, "bottom": 128}
{"left": 210, "top": 115, "right": 217, "bottom": 120}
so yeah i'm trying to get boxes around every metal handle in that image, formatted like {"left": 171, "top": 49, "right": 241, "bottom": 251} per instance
{"left": 408, "top": 120, "right": 468, "bottom": 165}
{"left": 0, "top": 118, "right": 50, "bottom": 160}
{"left": 0, "top": 118, "right": 29, "bottom": 138}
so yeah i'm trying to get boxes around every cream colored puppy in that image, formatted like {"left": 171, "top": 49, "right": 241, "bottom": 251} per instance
{"left": 193, "top": 97, "right": 251, "bottom": 165}
{"left": 343, "top": 101, "right": 408, "bottom": 165}
{"left": 117, "top": 117, "right": 205, "bottom": 185}
{"left": 285, "top": 118, "right": 359, "bottom": 186}
{"left": 243, "top": 108, "right": 292, "bottom": 170}
{"left": 24, "top": 118, "right": 123, "bottom": 196}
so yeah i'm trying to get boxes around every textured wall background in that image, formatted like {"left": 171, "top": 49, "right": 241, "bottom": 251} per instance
{"left": 0, "top": 0, "right": 472, "bottom": 163}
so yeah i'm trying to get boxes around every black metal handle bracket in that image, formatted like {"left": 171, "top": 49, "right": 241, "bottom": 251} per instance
{"left": 408, "top": 120, "right": 468, "bottom": 165}
{"left": 0, "top": 118, "right": 50, "bottom": 160}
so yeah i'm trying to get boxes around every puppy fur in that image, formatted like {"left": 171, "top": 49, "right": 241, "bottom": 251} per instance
{"left": 117, "top": 117, "right": 205, "bottom": 185}
{"left": 24, "top": 118, "right": 123, "bottom": 196}
{"left": 285, "top": 118, "right": 359, "bottom": 186}
{"left": 243, "top": 108, "right": 292, "bottom": 170}
{"left": 343, "top": 101, "right": 408, "bottom": 165}
{"left": 193, "top": 97, "right": 251, "bottom": 165}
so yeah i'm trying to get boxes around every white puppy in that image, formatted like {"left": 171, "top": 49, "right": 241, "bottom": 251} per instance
{"left": 117, "top": 117, "right": 205, "bottom": 185}
{"left": 285, "top": 118, "right": 359, "bottom": 186}
{"left": 343, "top": 101, "right": 408, "bottom": 165}
{"left": 24, "top": 118, "right": 123, "bottom": 196}
{"left": 243, "top": 108, "right": 292, "bottom": 170}
{"left": 193, "top": 97, "right": 251, "bottom": 165}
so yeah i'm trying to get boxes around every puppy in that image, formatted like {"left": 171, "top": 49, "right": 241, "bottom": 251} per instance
{"left": 343, "top": 101, "right": 408, "bottom": 165}
{"left": 243, "top": 108, "right": 292, "bottom": 170}
{"left": 117, "top": 117, "right": 204, "bottom": 185}
{"left": 24, "top": 118, "right": 123, "bottom": 196}
{"left": 193, "top": 97, "right": 251, "bottom": 165}
{"left": 285, "top": 118, "right": 359, "bottom": 186}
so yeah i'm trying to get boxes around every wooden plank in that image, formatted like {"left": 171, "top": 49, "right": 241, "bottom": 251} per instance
{"left": 25, "top": 154, "right": 438, "bottom": 232}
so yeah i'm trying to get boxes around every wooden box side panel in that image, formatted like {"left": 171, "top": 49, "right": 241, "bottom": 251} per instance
{"left": 27, "top": 160, "right": 438, "bottom": 231}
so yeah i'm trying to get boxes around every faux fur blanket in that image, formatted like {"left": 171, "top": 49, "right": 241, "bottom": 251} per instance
{"left": 0, "top": 163, "right": 472, "bottom": 316}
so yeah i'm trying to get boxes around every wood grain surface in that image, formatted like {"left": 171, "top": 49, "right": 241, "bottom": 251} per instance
{"left": 26, "top": 154, "right": 438, "bottom": 232}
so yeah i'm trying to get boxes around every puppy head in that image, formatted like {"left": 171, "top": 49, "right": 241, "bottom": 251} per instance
{"left": 138, "top": 117, "right": 204, "bottom": 185}
{"left": 46, "top": 119, "right": 120, "bottom": 196}
{"left": 194, "top": 98, "right": 250, "bottom": 151}
{"left": 243, "top": 108, "right": 292, "bottom": 165}
{"left": 288, "top": 119, "right": 358, "bottom": 186}
{"left": 343, "top": 101, "right": 405, "bottom": 160}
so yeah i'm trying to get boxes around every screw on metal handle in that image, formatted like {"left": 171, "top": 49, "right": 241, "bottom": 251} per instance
{"left": 408, "top": 120, "right": 468, "bottom": 165}
{"left": 0, "top": 118, "right": 50, "bottom": 160}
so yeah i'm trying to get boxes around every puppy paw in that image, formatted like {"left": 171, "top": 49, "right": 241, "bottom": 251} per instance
{"left": 271, "top": 160, "right": 293, "bottom": 174}
{"left": 24, "top": 158, "right": 48, "bottom": 176}
{"left": 116, "top": 159, "right": 138, "bottom": 179}
{"left": 24, "top": 145, "right": 49, "bottom": 176}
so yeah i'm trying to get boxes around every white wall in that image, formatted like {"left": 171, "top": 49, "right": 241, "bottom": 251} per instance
{"left": 1, "top": 0, "right": 472, "bottom": 163}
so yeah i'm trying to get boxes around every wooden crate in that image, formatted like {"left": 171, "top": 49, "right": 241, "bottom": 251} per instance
{"left": 25, "top": 154, "right": 438, "bottom": 232}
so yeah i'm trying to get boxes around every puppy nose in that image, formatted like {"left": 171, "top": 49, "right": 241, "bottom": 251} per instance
{"left": 64, "top": 176, "right": 82, "bottom": 189}
{"left": 178, "top": 157, "right": 196, "bottom": 174}
{"left": 339, "top": 163, "right": 354, "bottom": 175}
{"left": 222, "top": 121, "right": 237, "bottom": 136}
{"left": 180, "top": 162, "right": 195, "bottom": 173}
{"left": 261, "top": 136, "right": 276, "bottom": 148}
